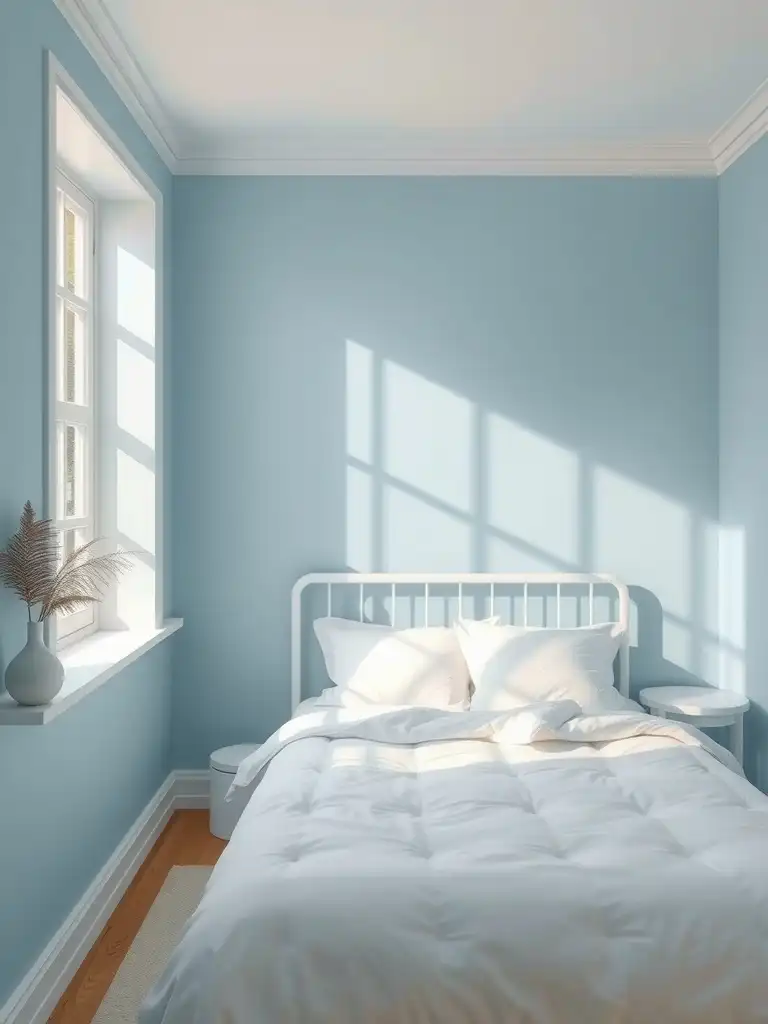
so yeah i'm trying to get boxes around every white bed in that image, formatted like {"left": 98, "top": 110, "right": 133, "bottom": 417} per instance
{"left": 141, "top": 574, "right": 768, "bottom": 1024}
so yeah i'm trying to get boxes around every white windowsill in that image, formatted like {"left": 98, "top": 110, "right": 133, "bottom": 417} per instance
{"left": 0, "top": 618, "right": 183, "bottom": 725}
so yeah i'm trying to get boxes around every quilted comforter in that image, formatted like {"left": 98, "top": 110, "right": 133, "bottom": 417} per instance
{"left": 141, "top": 703, "right": 768, "bottom": 1023}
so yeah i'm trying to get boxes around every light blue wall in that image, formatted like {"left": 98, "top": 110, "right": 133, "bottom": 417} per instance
{"left": 0, "top": 0, "right": 173, "bottom": 1006}
{"left": 719, "top": 135, "right": 768, "bottom": 789}
{"left": 171, "top": 176, "right": 719, "bottom": 767}
{"left": 0, "top": 645, "right": 172, "bottom": 1004}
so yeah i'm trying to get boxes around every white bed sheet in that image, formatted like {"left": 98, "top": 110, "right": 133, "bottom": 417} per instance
{"left": 141, "top": 704, "right": 768, "bottom": 1024}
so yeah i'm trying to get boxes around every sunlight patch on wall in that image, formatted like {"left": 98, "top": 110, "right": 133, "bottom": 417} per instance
{"left": 718, "top": 524, "right": 746, "bottom": 693}
{"left": 117, "top": 246, "right": 155, "bottom": 345}
{"left": 486, "top": 533, "right": 561, "bottom": 574}
{"left": 384, "top": 485, "right": 471, "bottom": 571}
{"left": 384, "top": 361, "right": 472, "bottom": 513}
{"left": 346, "top": 340, "right": 373, "bottom": 463}
{"left": 719, "top": 524, "right": 746, "bottom": 651}
{"left": 342, "top": 340, "right": 718, "bottom": 689}
{"left": 698, "top": 517, "right": 725, "bottom": 685}
{"left": 702, "top": 519, "right": 721, "bottom": 638}
{"left": 346, "top": 464, "right": 373, "bottom": 571}
{"left": 594, "top": 467, "right": 691, "bottom": 618}
{"left": 488, "top": 414, "right": 579, "bottom": 565}
{"left": 661, "top": 616, "right": 693, "bottom": 671}
{"left": 115, "top": 451, "right": 155, "bottom": 628}
{"left": 117, "top": 340, "right": 155, "bottom": 450}
{"left": 117, "top": 556, "right": 155, "bottom": 629}
{"left": 98, "top": 203, "right": 158, "bottom": 631}
{"left": 117, "top": 450, "right": 155, "bottom": 555}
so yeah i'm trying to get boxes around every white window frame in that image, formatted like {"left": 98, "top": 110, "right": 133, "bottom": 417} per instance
{"left": 47, "top": 55, "right": 167, "bottom": 656}
{"left": 54, "top": 171, "right": 99, "bottom": 646}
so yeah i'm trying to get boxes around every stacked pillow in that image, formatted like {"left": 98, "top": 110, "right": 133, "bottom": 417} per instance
{"left": 313, "top": 617, "right": 472, "bottom": 710}
{"left": 313, "top": 615, "right": 637, "bottom": 714}
{"left": 454, "top": 618, "right": 637, "bottom": 714}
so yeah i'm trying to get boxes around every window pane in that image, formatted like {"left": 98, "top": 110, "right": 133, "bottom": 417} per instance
{"left": 56, "top": 190, "right": 64, "bottom": 290}
{"left": 54, "top": 178, "right": 95, "bottom": 646}
{"left": 57, "top": 527, "right": 95, "bottom": 635}
{"left": 59, "top": 527, "right": 88, "bottom": 565}
{"left": 57, "top": 529, "right": 94, "bottom": 632}
{"left": 57, "top": 423, "right": 87, "bottom": 519}
{"left": 57, "top": 299, "right": 86, "bottom": 404}
{"left": 66, "top": 425, "right": 77, "bottom": 517}
{"left": 63, "top": 200, "right": 86, "bottom": 299}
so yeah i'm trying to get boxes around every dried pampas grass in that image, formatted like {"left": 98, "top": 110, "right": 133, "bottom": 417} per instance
{"left": 0, "top": 501, "right": 132, "bottom": 622}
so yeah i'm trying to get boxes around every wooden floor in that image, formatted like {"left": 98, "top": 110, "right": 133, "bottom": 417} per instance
{"left": 50, "top": 811, "right": 226, "bottom": 1024}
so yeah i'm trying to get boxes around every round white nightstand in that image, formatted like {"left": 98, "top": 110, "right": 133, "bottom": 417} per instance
{"left": 210, "top": 744, "right": 260, "bottom": 840}
{"left": 639, "top": 686, "right": 749, "bottom": 766}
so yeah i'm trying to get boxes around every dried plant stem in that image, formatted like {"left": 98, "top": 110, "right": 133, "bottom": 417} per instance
{"left": 0, "top": 503, "right": 133, "bottom": 622}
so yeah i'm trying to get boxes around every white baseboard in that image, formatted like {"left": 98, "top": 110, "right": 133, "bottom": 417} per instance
{"left": 173, "top": 769, "right": 210, "bottom": 809}
{"left": 1, "top": 770, "right": 211, "bottom": 1024}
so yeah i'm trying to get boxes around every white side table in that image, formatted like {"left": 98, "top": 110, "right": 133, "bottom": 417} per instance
{"left": 639, "top": 686, "right": 749, "bottom": 766}
{"left": 210, "top": 743, "right": 261, "bottom": 840}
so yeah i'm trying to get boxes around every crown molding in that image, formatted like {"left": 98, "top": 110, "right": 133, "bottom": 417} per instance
{"left": 710, "top": 78, "right": 768, "bottom": 174}
{"left": 176, "top": 142, "right": 716, "bottom": 177}
{"left": 51, "top": 0, "right": 767, "bottom": 178}
{"left": 51, "top": 0, "right": 179, "bottom": 170}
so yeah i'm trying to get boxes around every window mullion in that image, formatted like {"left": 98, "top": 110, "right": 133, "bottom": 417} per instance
{"left": 54, "top": 168, "right": 98, "bottom": 646}
{"left": 56, "top": 287, "right": 89, "bottom": 314}
{"left": 56, "top": 402, "right": 91, "bottom": 426}
{"left": 55, "top": 516, "right": 91, "bottom": 533}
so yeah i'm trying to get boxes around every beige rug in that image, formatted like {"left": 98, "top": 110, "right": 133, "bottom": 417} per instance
{"left": 92, "top": 866, "right": 212, "bottom": 1023}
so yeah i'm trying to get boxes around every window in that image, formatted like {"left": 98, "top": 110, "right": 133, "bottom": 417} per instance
{"left": 51, "top": 71, "right": 164, "bottom": 654}
{"left": 54, "top": 172, "right": 97, "bottom": 643}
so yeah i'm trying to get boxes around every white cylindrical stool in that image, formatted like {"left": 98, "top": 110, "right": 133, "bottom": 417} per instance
{"left": 209, "top": 744, "right": 260, "bottom": 840}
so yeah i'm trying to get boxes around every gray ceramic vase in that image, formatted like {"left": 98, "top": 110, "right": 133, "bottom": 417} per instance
{"left": 5, "top": 622, "right": 65, "bottom": 706}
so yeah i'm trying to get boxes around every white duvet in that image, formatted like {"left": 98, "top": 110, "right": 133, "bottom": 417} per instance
{"left": 141, "top": 703, "right": 768, "bottom": 1024}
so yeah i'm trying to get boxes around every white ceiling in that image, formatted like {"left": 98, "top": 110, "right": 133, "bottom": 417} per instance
{"left": 60, "top": 0, "right": 768, "bottom": 173}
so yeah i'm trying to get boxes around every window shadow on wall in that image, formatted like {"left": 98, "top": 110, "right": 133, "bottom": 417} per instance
{"left": 345, "top": 340, "right": 739, "bottom": 705}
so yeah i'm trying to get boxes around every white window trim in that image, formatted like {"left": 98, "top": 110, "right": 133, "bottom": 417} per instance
{"left": 54, "top": 170, "right": 99, "bottom": 646}
{"left": 45, "top": 54, "right": 167, "bottom": 656}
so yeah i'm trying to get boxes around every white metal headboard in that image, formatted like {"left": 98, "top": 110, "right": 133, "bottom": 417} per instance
{"left": 291, "top": 572, "right": 631, "bottom": 709}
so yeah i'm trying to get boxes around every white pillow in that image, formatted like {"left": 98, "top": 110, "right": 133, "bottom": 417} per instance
{"left": 454, "top": 619, "right": 637, "bottom": 714}
{"left": 313, "top": 617, "right": 471, "bottom": 709}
